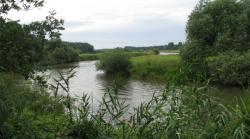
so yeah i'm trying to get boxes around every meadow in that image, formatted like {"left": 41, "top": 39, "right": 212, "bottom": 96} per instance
{"left": 79, "top": 53, "right": 101, "bottom": 61}
{"left": 160, "top": 50, "right": 180, "bottom": 53}
{"left": 79, "top": 51, "right": 151, "bottom": 61}
{"left": 130, "top": 55, "right": 180, "bottom": 80}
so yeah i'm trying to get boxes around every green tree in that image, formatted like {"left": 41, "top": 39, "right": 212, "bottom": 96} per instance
{"left": 96, "top": 52, "right": 131, "bottom": 75}
{"left": 63, "top": 42, "right": 94, "bottom": 53}
{"left": 51, "top": 46, "right": 79, "bottom": 64}
{"left": 0, "top": 2, "right": 64, "bottom": 78}
{"left": 0, "top": 0, "right": 44, "bottom": 15}
{"left": 181, "top": 0, "right": 250, "bottom": 79}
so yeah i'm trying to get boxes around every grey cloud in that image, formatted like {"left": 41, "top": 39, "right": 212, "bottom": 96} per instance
{"left": 61, "top": 18, "right": 186, "bottom": 49}
{"left": 64, "top": 21, "right": 93, "bottom": 29}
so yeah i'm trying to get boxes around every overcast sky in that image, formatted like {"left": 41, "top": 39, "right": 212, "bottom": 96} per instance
{"left": 7, "top": 0, "right": 198, "bottom": 49}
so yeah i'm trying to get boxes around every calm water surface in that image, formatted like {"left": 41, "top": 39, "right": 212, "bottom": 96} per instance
{"left": 46, "top": 61, "right": 246, "bottom": 110}
{"left": 46, "top": 61, "right": 165, "bottom": 110}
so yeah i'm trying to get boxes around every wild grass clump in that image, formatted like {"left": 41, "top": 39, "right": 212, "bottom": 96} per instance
{"left": 130, "top": 55, "right": 180, "bottom": 80}
{"left": 96, "top": 52, "right": 131, "bottom": 76}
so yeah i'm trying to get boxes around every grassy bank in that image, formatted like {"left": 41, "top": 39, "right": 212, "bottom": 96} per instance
{"left": 130, "top": 54, "right": 181, "bottom": 80}
{"left": 160, "top": 49, "right": 180, "bottom": 53}
{"left": 79, "top": 53, "right": 101, "bottom": 61}
{"left": 79, "top": 51, "right": 151, "bottom": 61}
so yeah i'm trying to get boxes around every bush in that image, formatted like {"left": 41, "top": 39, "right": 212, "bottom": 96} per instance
{"left": 180, "top": 41, "right": 212, "bottom": 79}
{"left": 150, "top": 49, "right": 160, "bottom": 55}
{"left": 0, "top": 73, "right": 68, "bottom": 138}
{"left": 96, "top": 52, "right": 131, "bottom": 75}
{"left": 207, "top": 51, "right": 250, "bottom": 85}
{"left": 50, "top": 46, "right": 79, "bottom": 64}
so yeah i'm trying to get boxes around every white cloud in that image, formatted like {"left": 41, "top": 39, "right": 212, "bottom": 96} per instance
{"left": 6, "top": 0, "right": 198, "bottom": 48}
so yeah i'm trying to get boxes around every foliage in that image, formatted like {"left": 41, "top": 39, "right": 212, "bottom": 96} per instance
{"left": 50, "top": 46, "right": 79, "bottom": 64}
{"left": 0, "top": 19, "right": 42, "bottom": 78}
{"left": 0, "top": 73, "right": 69, "bottom": 138}
{"left": 0, "top": 7, "right": 64, "bottom": 78}
{"left": 63, "top": 42, "right": 95, "bottom": 53}
{"left": 150, "top": 49, "right": 160, "bottom": 55}
{"left": 207, "top": 51, "right": 250, "bottom": 85}
{"left": 27, "top": 11, "right": 64, "bottom": 40}
{"left": 57, "top": 69, "right": 250, "bottom": 139}
{"left": 1, "top": 67, "right": 250, "bottom": 138}
{"left": 96, "top": 52, "right": 131, "bottom": 75}
{"left": 79, "top": 53, "right": 101, "bottom": 61}
{"left": 180, "top": 41, "right": 211, "bottom": 79}
{"left": 130, "top": 55, "right": 180, "bottom": 80}
{"left": 0, "top": 0, "right": 44, "bottom": 15}
{"left": 181, "top": 0, "right": 250, "bottom": 82}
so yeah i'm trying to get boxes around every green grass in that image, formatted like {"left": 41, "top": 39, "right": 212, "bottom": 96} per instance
{"left": 79, "top": 52, "right": 150, "bottom": 61}
{"left": 0, "top": 73, "right": 68, "bottom": 138}
{"left": 79, "top": 53, "right": 101, "bottom": 61}
{"left": 130, "top": 54, "right": 181, "bottom": 80}
{"left": 160, "top": 49, "right": 180, "bottom": 53}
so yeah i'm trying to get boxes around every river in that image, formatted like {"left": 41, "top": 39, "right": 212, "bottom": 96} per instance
{"left": 45, "top": 60, "right": 246, "bottom": 111}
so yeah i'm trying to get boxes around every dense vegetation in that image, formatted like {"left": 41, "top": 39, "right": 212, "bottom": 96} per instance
{"left": 0, "top": 10, "right": 64, "bottom": 78}
{"left": 63, "top": 42, "right": 94, "bottom": 53}
{"left": 96, "top": 52, "right": 131, "bottom": 75}
{"left": 0, "top": 74, "right": 68, "bottom": 138}
{"left": 79, "top": 53, "right": 101, "bottom": 61}
{"left": 1, "top": 0, "right": 250, "bottom": 138}
{"left": 207, "top": 50, "right": 250, "bottom": 85}
{"left": 1, "top": 69, "right": 250, "bottom": 139}
{"left": 43, "top": 40, "right": 80, "bottom": 65}
{"left": 181, "top": 0, "right": 250, "bottom": 85}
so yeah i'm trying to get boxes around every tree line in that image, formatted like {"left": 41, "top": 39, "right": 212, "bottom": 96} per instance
{"left": 124, "top": 42, "right": 183, "bottom": 51}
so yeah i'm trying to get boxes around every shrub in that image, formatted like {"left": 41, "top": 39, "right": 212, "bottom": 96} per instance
{"left": 150, "top": 49, "right": 160, "bottom": 55}
{"left": 0, "top": 73, "right": 68, "bottom": 138}
{"left": 51, "top": 46, "right": 79, "bottom": 64}
{"left": 207, "top": 51, "right": 250, "bottom": 85}
{"left": 96, "top": 52, "right": 131, "bottom": 75}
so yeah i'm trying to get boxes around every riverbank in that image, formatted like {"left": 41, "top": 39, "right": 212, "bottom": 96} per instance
{"left": 79, "top": 51, "right": 160, "bottom": 61}
{"left": 160, "top": 49, "right": 180, "bottom": 53}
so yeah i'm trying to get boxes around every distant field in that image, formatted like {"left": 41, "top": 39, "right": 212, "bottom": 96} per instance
{"left": 79, "top": 51, "right": 150, "bottom": 61}
{"left": 160, "top": 50, "right": 180, "bottom": 53}
{"left": 130, "top": 54, "right": 180, "bottom": 80}
{"left": 79, "top": 53, "right": 101, "bottom": 61}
